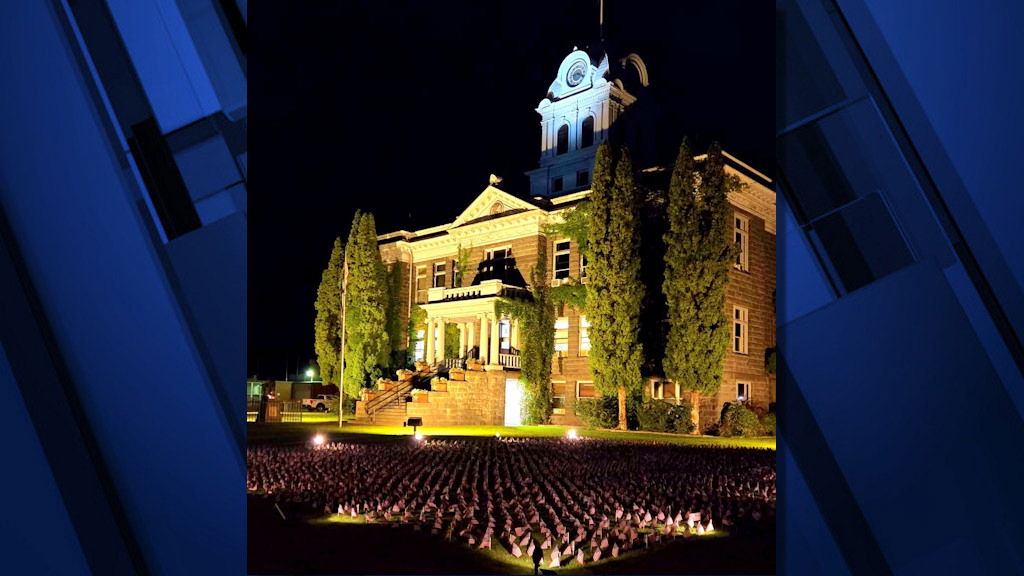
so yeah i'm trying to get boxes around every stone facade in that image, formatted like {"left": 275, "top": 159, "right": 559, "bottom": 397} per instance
{"left": 406, "top": 370, "right": 507, "bottom": 427}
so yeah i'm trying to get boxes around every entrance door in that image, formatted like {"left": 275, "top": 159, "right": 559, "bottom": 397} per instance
{"left": 504, "top": 378, "right": 524, "bottom": 426}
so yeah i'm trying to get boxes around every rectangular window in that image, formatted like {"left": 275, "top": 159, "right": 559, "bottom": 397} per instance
{"left": 499, "top": 319, "right": 511, "bottom": 352}
{"left": 413, "top": 329, "right": 425, "bottom": 362}
{"left": 554, "top": 240, "right": 571, "bottom": 280}
{"left": 734, "top": 213, "right": 750, "bottom": 271}
{"left": 552, "top": 381, "right": 567, "bottom": 412}
{"left": 651, "top": 380, "right": 665, "bottom": 399}
{"left": 579, "top": 315, "right": 591, "bottom": 356}
{"left": 554, "top": 316, "right": 569, "bottom": 357}
{"left": 580, "top": 254, "right": 588, "bottom": 279}
{"left": 415, "top": 266, "right": 428, "bottom": 303}
{"left": 553, "top": 177, "right": 564, "bottom": 193}
{"left": 737, "top": 382, "right": 750, "bottom": 403}
{"left": 433, "top": 262, "right": 446, "bottom": 288}
{"left": 576, "top": 171, "right": 589, "bottom": 187}
{"left": 577, "top": 381, "right": 596, "bottom": 399}
{"left": 733, "top": 306, "right": 749, "bottom": 354}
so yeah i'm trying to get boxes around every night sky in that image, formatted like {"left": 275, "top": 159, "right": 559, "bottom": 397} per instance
{"left": 249, "top": 0, "right": 773, "bottom": 379}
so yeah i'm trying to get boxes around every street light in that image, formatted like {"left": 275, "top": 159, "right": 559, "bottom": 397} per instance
{"left": 306, "top": 368, "right": 314, "bottom": 382}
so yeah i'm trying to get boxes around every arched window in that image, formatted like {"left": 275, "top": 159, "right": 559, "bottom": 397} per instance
{"left": 580, "top": 116, "right": 595, "bottom": 148}
{"left": 556, "top": 124, "right": 569, "bottom": 155}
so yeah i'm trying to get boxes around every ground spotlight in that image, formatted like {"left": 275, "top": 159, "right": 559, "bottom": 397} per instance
{"left": 495, "top": 433, "right": 501, "bottom": 438}
{"left": 312, "top": 433, "right": 325, "bottom": 447}
{"left": 414, "top": 432, "right": 424, "bottom": 441}
{"left": 566, "top": 428, "right": 578, "bottom": 440}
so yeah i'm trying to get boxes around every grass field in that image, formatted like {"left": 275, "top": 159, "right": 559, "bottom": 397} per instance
{"left": 248, "top": 421, "right": 776, "bottom": 449}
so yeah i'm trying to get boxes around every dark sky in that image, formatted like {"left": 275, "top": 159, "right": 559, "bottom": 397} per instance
{"left": 249, "top": 0, "right": 773, "bottom": 379}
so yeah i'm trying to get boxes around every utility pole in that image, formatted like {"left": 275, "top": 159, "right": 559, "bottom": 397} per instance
{"left": 338, "top": 250, "right": 349, "bottom": 428}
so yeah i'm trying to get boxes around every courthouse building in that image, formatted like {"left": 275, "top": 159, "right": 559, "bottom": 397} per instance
{"left": 370, "top": 46, "right": 775, "bottom": 429}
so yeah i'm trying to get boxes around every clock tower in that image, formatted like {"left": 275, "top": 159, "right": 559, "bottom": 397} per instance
{"left": 526, "top": 46, "right": 649, "bottom": 197}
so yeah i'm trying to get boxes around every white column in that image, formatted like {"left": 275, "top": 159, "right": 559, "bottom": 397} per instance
{"left": 459, "top": 323, "right": 467, "bottom": 358}
{"left": 425, "top": 318, "right": 435, "bottom": 364}
{"left": 675, "top": 382, "right": 681, "bottom": 405}
{"left": 467, "top": 322, "right": 476, "bottom": 359}
{"left": 437, "top": 320, "right": 447, "bottom": 363}
{"left": 490, "top": 315, "right": 501, "bottom": 365}
{"left": 479, "top": 314, "right": 490, "bottom": 365}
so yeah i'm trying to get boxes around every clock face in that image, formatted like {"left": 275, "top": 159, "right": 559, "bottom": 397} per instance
{"left": 566, "top": 60, "right": 587, "bottom": 87}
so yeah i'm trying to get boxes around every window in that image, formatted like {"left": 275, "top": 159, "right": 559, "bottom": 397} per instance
{"left": 737, "top": 382, "right": 750, "bottom": 403}
{"left": 433, "top": 262, "right": 446, "bottom": 288}
{"left": 734, "top": 213, "right": 749, "bottom": 271}
{"left": 733, "top": 306, "right": 749, "bottom": 354}
{"left": 499, "top": 319, "right": 511, "bottom": 352}
{"left": 577, "top": 381, "right": 596, "bottom": 398}
{"left": 651, "top": 380, "right": 664, "bottom": 399}
{"left": 581, "top": 254, "right": 588, "bottom": 278}
{"left": 554, "top": 317, "right": 569, "bottom": 357}
{"left": 415, "top": 266, "right": 428, "bottom": 303}
{"left": 554, "top": 240, "right": 571, "bottom": 279}
{"left": 579, "top": 315, "right": 590, "bottom": 356}
{"left": 552, "top": 177, "right": 564, "bottom": 193}
{"left": 580, "top": 116, "right": 595, "bottom": 148}
{"left": 576, "top": 170, "right": 589, "bottom": 188}
{"left": 556, "top": 124, "right": 569, "bottom": 155}
{"left": 552, "top": 381, "right": 568, "bottom": 412}
{"left": 413, "top": 330, "right": 425, "bottom": 362}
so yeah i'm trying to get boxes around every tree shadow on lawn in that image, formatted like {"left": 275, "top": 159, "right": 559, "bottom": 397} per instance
{"left": 248, "top": 497, "right": 774, "bottom": 575}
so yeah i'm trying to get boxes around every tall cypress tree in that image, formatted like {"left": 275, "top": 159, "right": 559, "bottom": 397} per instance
{"left": 588, "top": 142, "right": 644, "bottom": 430}
{"left": 342, "top": 211, "right": 392, "bottom": 398}
{"left": 313, "top": 237, "right": 344, "bottom": 387}
{"left": 663, "top": 141, "right": 736, "bottom": 432}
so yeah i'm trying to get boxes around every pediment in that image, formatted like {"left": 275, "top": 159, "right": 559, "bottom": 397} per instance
{"left": 451, "top": 186, "right": 541, "bottom": 227}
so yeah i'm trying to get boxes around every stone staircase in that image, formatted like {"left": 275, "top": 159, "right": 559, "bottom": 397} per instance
{"left": 363, "top": 400, "right": 408, "bottom": 426}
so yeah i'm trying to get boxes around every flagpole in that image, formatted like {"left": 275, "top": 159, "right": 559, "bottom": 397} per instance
{"left": 338, "top": 251, "right": 349, "bottom": 428}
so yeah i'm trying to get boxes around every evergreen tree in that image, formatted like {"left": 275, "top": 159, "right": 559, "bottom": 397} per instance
{"left": 587, "top": 142, "right": 644, "bottom": 430}
{"left": 385, "top": 262, "right": 406, "bottom": 369}
{"left": 496, "top": 247, "right": 555, "bottom": 424}
{"left": 342, "top": 211, "right": 392, "bottom": 398}
{"left": 663, "top": 140, "right": 736, "bottom": 432}
{"left": 313, "top": 237, "right": 344, "bottom": 386}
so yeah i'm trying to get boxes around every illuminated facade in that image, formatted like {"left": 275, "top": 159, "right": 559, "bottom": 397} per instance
{"left": 376, "top": 47, "right": 775, "bottom": 428}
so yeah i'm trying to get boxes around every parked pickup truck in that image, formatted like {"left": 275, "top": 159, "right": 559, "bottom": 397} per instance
{"left": 301, "top": 394, "right": 338, "bottom": 412}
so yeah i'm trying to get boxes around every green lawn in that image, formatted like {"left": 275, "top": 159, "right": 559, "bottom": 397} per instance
{"left": 248, "top": 422, "right": 775, "bottom": 449}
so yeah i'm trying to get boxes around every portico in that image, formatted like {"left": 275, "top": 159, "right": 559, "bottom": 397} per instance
{"left": 421, "top": 279, "right": 525, "bottom": 370}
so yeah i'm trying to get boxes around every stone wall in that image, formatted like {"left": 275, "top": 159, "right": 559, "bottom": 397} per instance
{"left": 405, "top": 369, "right": 507, "bottom": 427}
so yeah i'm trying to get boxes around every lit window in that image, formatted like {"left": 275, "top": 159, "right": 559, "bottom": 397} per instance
{"left": 552, "top": 381, "right": 567, "bottom": 411}
{"left": 554, "top": 316, "right": 569, "bottom": 357}
{"left": 737, "top": 382, "right": 750, "bottom": 403}
{"left": 433, "top": 262, "right": 446, "bottom": 288}
{"left": 413, "top": 330, "right": 425, "bottom": 362}
{"left": 579, "top": 315, "right": 590, "bottom": 356}
{"left": 554, "top": 240, "right": 571, "bottom": 280}
{"left": 553, "top": 177, "right": 564, "bottom": 193}
{"left": 415, "top": 266, "right": 428, "bottom": 303}
{"left": 577, "top": 381, "right": 596, "bottom": 398}
{"left": 556, "top": 124, "right": 569, "bottom": 155}
{"left": 734, "top": 213, "right": 750, "bottom": 271}
{"left": 499, "top": 319, "right": 511, "bottom": 351}
{"left": 733, "top": 306, "right": 749, "bottom": 354}
{"left": 580, "top": 116, "right": 595, "bottom": 148}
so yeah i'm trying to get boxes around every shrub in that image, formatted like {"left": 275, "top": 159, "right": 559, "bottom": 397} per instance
{"left": 720, "top": 403, "right": 761, "bottom": 437}
{"left": 574, "top": 397, "right": 618, "bottom": 429}
{"left": 637, "top": 400, "right": 695, "bottom": 434}
{"left": 760, "top": 412, "right": 776, "bottom": 436}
